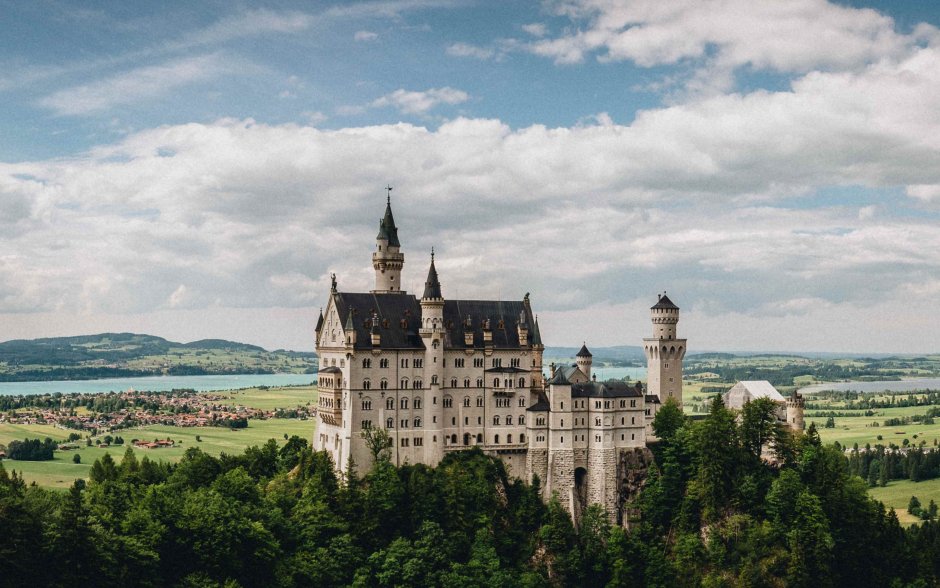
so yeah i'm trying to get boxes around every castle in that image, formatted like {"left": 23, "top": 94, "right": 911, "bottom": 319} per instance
{"left": 312, "top": 196, "right": 688, "bottom": 523}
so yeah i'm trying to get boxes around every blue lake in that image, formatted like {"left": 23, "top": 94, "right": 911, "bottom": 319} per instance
{"left": 798, "top": 378, "right": 940, "bottom": 395}
{"left": 0, "top": 373, "right": 316, "bottom": 396}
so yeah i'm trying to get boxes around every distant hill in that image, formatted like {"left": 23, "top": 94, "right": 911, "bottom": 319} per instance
{"left": 545, "top": 345, "right": 646, "bottom": 363}
{"left": 0, "top": 333, "right": 315, "bottom": 382}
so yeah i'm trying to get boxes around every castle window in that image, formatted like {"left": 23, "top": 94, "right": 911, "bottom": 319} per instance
{"left": 414, "top": 397, "right": 422, "bottom": 409}
{"left": 430, "top": 376, "right": 436, "bottom": 385}
{"left": 595, "top": 401, "right": 601, "bottom": 409}
{"left": 361, "top": 399, "right": 372, "bottom": 410}
{"left": 560, "top": 436, "right": 564, "bottom": 444}
{"left": 476, "top": 434, "right": 483, "bottom": 443}
{"left": 464, "top": 416, "right": 469, "bottom": 425}
{"left": 363, "top": 358, "right": 371, "bottom": 368}
{"left": 463, "top": 397, "right": 471, "bottom": 407}
{"left": 401, "top": 438, "right": 409, "bottom": 447}
{"left": 631, "top": 417, "right": 635, "bottom": 424}
{"left": 400, "top": 378, "right": 408, "bottom": 389}
{"left": 386, "top": 417, "right": 394, "bottom": 428}
{"left": 451, "top": 378, "right": 458, "bottom": 387}
{"left": 452, "top": 417, "right": 456, "bottom": 425}
{"left": 477, "top": 416, "right": 482, "bottom": 425}
{"left": 464, "top": 378, "right": 471, "bottom": 387}
{"left": 507, "top": 434, "right": 512, "bottom": 443}
{"left": 560, "top": 402, "right": 564, "bottom": 410}
{"left": 520, "top": 434, "right": 525, "bottom": 443}
{"left": 443, "top": 396, "right": 453, "bottom": 408}
{"left": 415, "top": 358, "right": 424, "bottom": 367}
{"left": 401, "top": 359, "right": 408, "bottom": 368}
{"left": 474, "top": 358, "right": 483, "bottom": 368}
{"left": 665, "top": 363, "right": 669, "bottom": 368}
{"left": 630, "top": 399, "right": 636, "bottom": 408}
{"left": 510, "top": 358, "right": 520, "bottom": 367}
{"left": 631, "top": 433, "right": 635, "bottom": 440}
{"left": 361, "top": 420, "right": 372, "bottom": 429}
{"left": 381, "top": 379, "right": 389, "bottom": 390}
{"left": 506, "top": 415, "right": 512, "bottom": 425}
{"left": 455, "top": 358, "right": 465, "bottom": 368}
{"left": 621, "top": 434, "right": 624, "bottom": 441}
{"left": 400, "top": 397, "right": 408, "bottom": 409}
{"left": 414, "top": 437, "right": 423, "bottom": 447}
{"left": 621, "top": 417, "right": 624, "bottom": 425}
{"left": 463, "top": 433, "right": 470, "bottom": 446}
{"left": 380, "top": 359, "right": 389, "bottom": 368}
{"left": 494, "top": 378, "right": 500, "bottom": 387}
{"left": 414, "top": 417, "right": 422, "bottom": 427}
{"left": 518, "top": 377, "right": 525, "bottom": 388}
{"left": 519, "top": 416, "right": 525, "bottom": 425}
{"left": 492, "top": 358, "right": 501, "bottom": 367}
{"left": 414, "top": 379, "right": 423, "bottom": 389}
{"left": 537, "top": 417, "right": 545, "bottom": 426}
{"left": 386, "top": 397, "right": 394, "bottom": 410}
{"left": 595, "top": 417, "right": 601, "bottom": 426}
{"left": 401, "top": 419, "right": 408, "bottom": 428}
{"left": 493, "top": 415, "right": 500, "bottom": 425}
{"left": 476, "top": 378, "right": 484, "bottom": 387}
{"left": 494, "top": 434, "right": 500, "bottom": 444}
{"left": 604, "top": 401, "right": 610, "bottom": 409}
{"left": 363, "top": 379, "right": 371, "bottom": 390}
{"left": 476, "top": 396, "right": 483, "bottom": 407}
{"left": 451, "top": 434, "right": 457, "bottom": 444}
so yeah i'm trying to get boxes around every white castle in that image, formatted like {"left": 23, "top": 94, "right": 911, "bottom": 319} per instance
{"left": 312, "top": 196, "right": 688, "bottom": 522}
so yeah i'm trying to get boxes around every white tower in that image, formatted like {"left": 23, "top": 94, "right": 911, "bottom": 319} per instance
{"left": 643, "top": 293, "right": 687, "bottom": 407}
{"left": 372, "top": 190, "right": 405, "bottom": 293}
{"left": 419, "top": 250, "right": 445, "bottom": 463}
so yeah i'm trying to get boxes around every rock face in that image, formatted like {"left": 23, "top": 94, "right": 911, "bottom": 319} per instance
{"left": 616, "top": 446, "right": 655, "bottom": 527}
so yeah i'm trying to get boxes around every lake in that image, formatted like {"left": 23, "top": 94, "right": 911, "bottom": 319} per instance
{"left": 798, "top": 378, "right": 940, "bottom": 395}
{"left": 0, "top": 366, "right": 647, "bottom": 396}
{"left": 0, "top": 373, "right": 316, "bottom": 396}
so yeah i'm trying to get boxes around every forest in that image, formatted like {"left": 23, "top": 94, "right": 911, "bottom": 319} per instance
{"left": 1, "top": 397, "right": 939, "bottom": 587}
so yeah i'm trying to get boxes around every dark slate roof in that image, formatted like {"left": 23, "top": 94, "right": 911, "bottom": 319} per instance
{"left": 645, "top": 394, "right": 661, "bottom": 404}
{"left": 441, "top": 299, "right": 535, "bottom": 350}
{"left": 319, "top": 366, "right": 342, "bottom": 374}
{"left": 315, "top": 309, "right": 324, "bottom": 333}
{"left": 576, "top": 343, "right": 592, "bottom": 358}
{"left": 530, "top": 315, "right": 542, "bottom": 345}
{"left": 547, "top": 367, "right": 570, "bottom": 385}
{"left": 376, "top": 199, "right": 401, "bottom": 247}
{"left": 527, "top": 399, "right": 550, "bottom": 412}
{"left": 333, "top": 292, "right": 424, "bottom": 350}
{"left": 651, "top": 293, "right": 678, "bottom": 310}
{"left": 422, "top": 254, "right": 442, "bottom": 299}
{"left": 571, "top": 380, "right": 643, "bottom": 398}
{"left": 331, "top": 292, "right": 536, "bottom": 351}
{"left": 484, "top": 366, "right": 528, "bottom": 374}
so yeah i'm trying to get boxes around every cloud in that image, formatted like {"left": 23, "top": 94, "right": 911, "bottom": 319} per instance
{"left": 370, "top": 87, "right": 469, "bottom": 114}
{"left": 355, "top": 30, "right": 379, "bottom": 42}
{"left": 37, "top": 54, "right": 248, "bottom": 116}
{"left": 447, "top": 42, "right": 496, "bottom": 60}
{"left": 521, "top": 23, "right": 547, "bottom": 37}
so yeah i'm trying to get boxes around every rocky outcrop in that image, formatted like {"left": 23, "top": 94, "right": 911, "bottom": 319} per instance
{"left": 616, "top": 446, "right": 654, "bottom": 527}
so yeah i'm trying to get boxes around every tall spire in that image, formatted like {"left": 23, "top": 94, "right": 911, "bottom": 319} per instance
{"left": 531, "top": 315, "right": 542, "bottom": 346}
{"left": 422, "top": 248, "right": 442, "bottom": 299}
{"left": 376, "top": 189, "right": 400, "bottom": 247}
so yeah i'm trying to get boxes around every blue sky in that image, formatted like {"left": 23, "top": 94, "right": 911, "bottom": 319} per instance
{"left": 2, "top": 0, "right": 940, "bottom": 353}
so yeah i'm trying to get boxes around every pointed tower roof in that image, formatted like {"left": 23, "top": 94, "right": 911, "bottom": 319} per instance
{"left": 651, "top": 292, "right": 678, "bottom": 310}
{"left": 315, "top": 308, "right": 324, "bottom": 333}
{"left": 345, "top": 309, "right": 355, "bottom": 331}
{"left": 576, "top": 342, "right": 592, "bottom": 357}
{"left": 376, "top": 195, "right": 401, "bottom": 247}
{"left": 531, "top": 315, "right": 542, "bottom": 345}
{"left": 548, "top": 366, "right": 570, "bottom": 385}
{"left": 422, "top": 249, "right": 442, "bottom": 299}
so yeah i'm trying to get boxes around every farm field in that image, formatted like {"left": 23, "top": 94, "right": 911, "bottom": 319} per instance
{"left": 0, "top": 418, "right": 315, "bottom": 488}
{"left": 868, "top": 478, "right": 940, "bottom": 526}
{"left": 812, "top": 411, "right": 940, "bottom": 448}
{"left": 217, "top": 385, "right": 316, "bottom": 411}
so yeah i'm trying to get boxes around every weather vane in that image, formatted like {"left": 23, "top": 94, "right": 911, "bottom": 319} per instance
{"left": 385, "top": 184, "right": 393, "bottom": 203}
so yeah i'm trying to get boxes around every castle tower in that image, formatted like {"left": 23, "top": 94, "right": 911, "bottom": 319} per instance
{"left": 530, "top": 313, "right": 545, "bottom": 388}
{"left": 786, "top": 389, "right": 805, "bottom": 432}
{"left": 643, "top": 293, "right": 687, "bottom": 407}
{"left": 546, "top": 367, "right": 575, "bottom": 513}
{"left": 420, "top": 250, "right": 445, "bottom": 462}
{"left": 372, "top": 192, "right": 405, "bottom": 293}
{"left": 576, "top": 343, "right": 593, "bottom": 380}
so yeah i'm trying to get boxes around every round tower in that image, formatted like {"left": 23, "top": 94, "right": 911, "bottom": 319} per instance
{"left": 576, "top": 343, "right": 593, "bottom": 380}
{"left": 786, "top": 390, "right": 805, "bottom": 432}
{"left": 420, "top": 250, "right": 445, "bottom": 462}
{"left": 372, "top": 191, "right": 405, "bottom": 293}
{"left": 642, "top": 292, "right": 687, "bottom": 408}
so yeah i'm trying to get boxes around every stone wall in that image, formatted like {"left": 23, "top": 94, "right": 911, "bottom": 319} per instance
{"left": 526, "top": 448, "right": 548, "bottom": 497}
{"left": 589, "top": 447, "right": 619, "bottom": 522}
{"left": 616, "top": 446, "right": 654, "bottom": 528}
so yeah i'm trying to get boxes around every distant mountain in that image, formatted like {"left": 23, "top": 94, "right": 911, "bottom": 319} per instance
{"left": 0, "top": 333, "right": 315, "bottom": 382}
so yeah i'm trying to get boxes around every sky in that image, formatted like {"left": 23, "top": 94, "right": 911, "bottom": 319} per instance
{"left": 2, "top": 0, "right": 940, "bottom": 354}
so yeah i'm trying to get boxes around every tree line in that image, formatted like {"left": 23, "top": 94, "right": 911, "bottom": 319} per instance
{"left": 2, "top": 397, "right": 940, "bottom": 587}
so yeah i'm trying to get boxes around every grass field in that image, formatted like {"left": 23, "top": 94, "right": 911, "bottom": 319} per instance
{"left": 812, "top": 412, "right": 940, "bottom": 448}
{"left": 868, "top": 478, "right": 940, "bottom": 526}
{"left": 0, "top": 418, "right": 315, "bottom": 488}
{"left": 218, "top": 385, "right": 317, "bottom": 411}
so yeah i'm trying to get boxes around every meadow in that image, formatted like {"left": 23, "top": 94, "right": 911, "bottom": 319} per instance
{"left": 0, "top": 385, "right": 318, "bottom": 488}
{"left": 868, "top": 478, "right": 940, "bottom": 526}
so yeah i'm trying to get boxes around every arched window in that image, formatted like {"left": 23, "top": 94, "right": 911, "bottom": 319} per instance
{"left": 443, "top": 396, "right": 453, "bottom": 408}
{"left": 414, "top": 417, "right": 422, "bottom": 427}
{"left": 414, "top": 379, "right": 423, "bottom": 389}
{"left": 451, "top": 378, "right": 458, "bottom": 387}
{"left": 463, "top": 396, "right": 471, "bottom": 407}
{"left": 451, "top": 434, "right": 457, "bottom": 444}
{"left": 381, "top": 379, "right": 388, "bottom": 390}
{"left": 518, "top": 377, "right": 525, "bottom": 388}
{"left": 431, "top": 375, "right": 437, "bottom": 385}
{"left": 362, "top": 358, "right": 371, "bottom": 368}
{"left": 414, "top": 397, "right": 422, "bottom": 409}
{"left": 361, "top": 398, "right": 372, "bottom": 410}
{"left": 595, "top": 417, "right": 601, "bottom": 426}
{"left": 400, "top": 378, "right": 408, "bottom": 389}
{"left": 463, "top": 433, "right": 470, "bottom": 446}
{"left": 494, "top": 434, "right": 500, "bottom": 444}
{"left": 476, "top": 434, "right": 483, "bottom": 443}
{"left": 506, "top": 415, "right": 512, "bottom": 425}
{"left": 520, "top": 433, "right": 525, "bottom": 443}
{"left": 519, "top": 415, "right": 525, "bottom": 425}
{"left": 380, "top": 358, "right": 389, "bottom": 368}
{"left": 507, "top": 434, "right": 512, "bottom": 443}
{"left": 476, "top": 396, "right": 483, "bottom": 407}
{"left": 493, "top": 378, "right": 499, "bottom": 387}
{"left": 400, "top": 397, "right": 408, "bottom": 409}
{"left": 363, "top": 379, "right": 371, "bottom": 390}
{"left": 464, "top": 378, "right": 470, "bottom": 387}
{"left": 386, "top": 397, "right": 394, "bottom": 410}
{"left": 476, "top": 377, "right": 483, "bottom": 387}
{"left": 493, "top": 415, "right": 500, "bottom": 425}
{"left": 386, "top": 417, "right": 394, "bottom": 428}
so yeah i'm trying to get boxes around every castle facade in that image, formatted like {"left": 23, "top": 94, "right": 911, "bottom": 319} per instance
{"left": 312, "top": 197, "right": 685, "bottom": 522}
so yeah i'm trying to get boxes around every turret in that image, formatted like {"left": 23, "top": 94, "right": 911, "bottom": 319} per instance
{"left": 372, "top": 192, "right": 405, "bottom": 293}
{"left": 786, "top": 389, "right": 805, "bottom": 432}
{"left": 419, "top": 250, "right": 445, "bottom": 462}
{"left": 643, "top": 292, "right": 687, "bottom": 408}
{"left": 517, "top": 309, "right": 529, "bottom": 346}
{"left": 576, "top": 343, "right": 593, "bottom": 380}
{"left": 344, "top": 309, "right": 356, "bottom": 347}
{"left": 370, "top": 311, "right": 381, "bottom": 347}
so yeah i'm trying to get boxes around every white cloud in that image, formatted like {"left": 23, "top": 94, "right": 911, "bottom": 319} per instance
{"left": 522, "top": 23, "right": 547, "bottom": 37}
{"left": 371, "top": 87, "right": 469, "bottom": 114}
{"left": 355, "top": 30, "right": 379, "bottom": 42}
{"left": 38, "top": 54, "right": 249, "bottom": 116}
{"left": 446, "top": 42, "right": 497, "bottom": 60}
